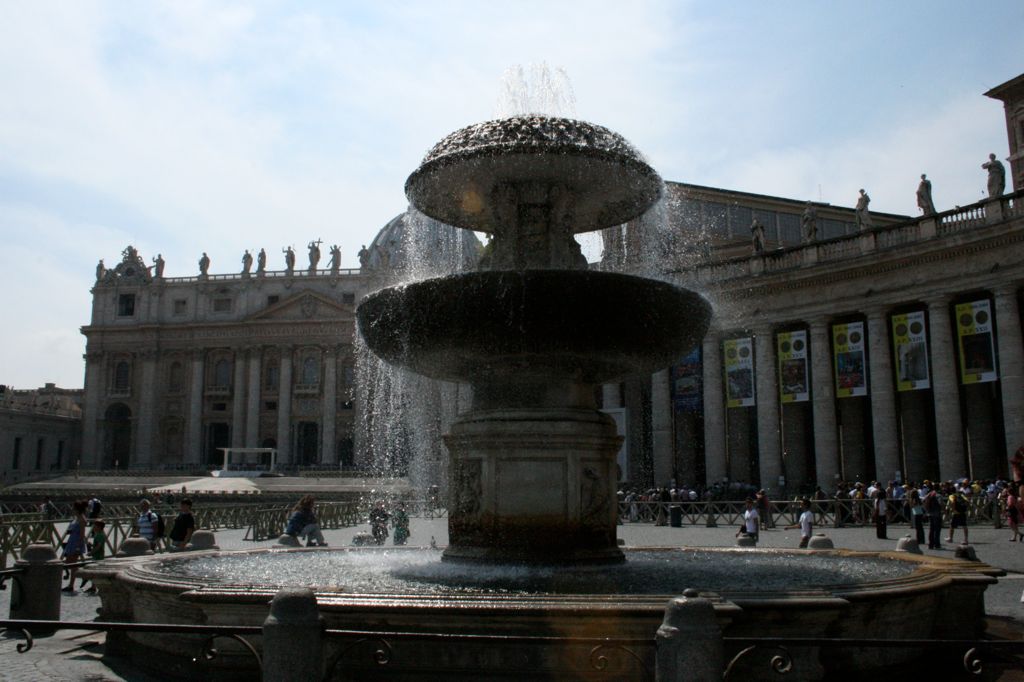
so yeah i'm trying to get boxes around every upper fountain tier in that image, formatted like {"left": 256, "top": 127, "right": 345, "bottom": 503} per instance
{"left": 405, "top": 115, "right": 663, "bottom": 236}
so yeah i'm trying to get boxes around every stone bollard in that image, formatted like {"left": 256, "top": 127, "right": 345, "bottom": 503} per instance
{"left": 954, "top": 544, "right": 979, "bottom": 562}
{"left": 656, "top": 589, "right": 723, "bottom": 682}
{"left": 807, "top": 534, "right": 834, "bottom": 549}
{"left": 187, "top": 530, "right": 220, "bottom": 551}
{"left": 275, "top": 534, "right": 301, "bottom": 548}
{"left": 895, "top": 535, "right": 922, "bottom": 554}
{"left": 116, "top": 537, "right": 154, "bottom": 557}
{"left": 263, "top": 588, "right": 324, "bottom": 682}
{"left": 735, "top": 533, "right": 756, "bottom": 547}
{"left": 10, "top": 544, "right": 63, "bottom": 632}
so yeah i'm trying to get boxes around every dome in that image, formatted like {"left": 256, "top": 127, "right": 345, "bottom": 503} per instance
{"left": 363, "top": 211, "right": 482, "bottom": 275}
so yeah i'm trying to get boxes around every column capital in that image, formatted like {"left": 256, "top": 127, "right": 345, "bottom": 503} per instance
{"left": 808, "top": 317, "right": 831, "bottom": 335}
{"left": 84, "top": 350, "right": 104, "bottom": 363}
{"left": 863, "top": 305, "right": 890, "bottom": 319}
{"left": 924, "top": 295, "right": 952, "bottom": 311}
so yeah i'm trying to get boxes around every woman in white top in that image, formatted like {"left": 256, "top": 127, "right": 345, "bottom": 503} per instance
{"left": 873, "top": 489, "right": 888, "bottom": 540}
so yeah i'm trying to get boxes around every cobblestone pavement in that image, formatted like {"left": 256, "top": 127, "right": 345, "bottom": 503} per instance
{"left": 2, "top": 517, "right": 1022, "bottom": 680}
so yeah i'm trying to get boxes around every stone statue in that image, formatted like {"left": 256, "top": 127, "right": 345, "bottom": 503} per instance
{"left": 152, "top": 253, "right": 165, "bottom": 278}
{"left": 750, "top": 218, "right": 766, "bottom": 254}
{"left": 241, "top": 249, "right": 253, "bottom": 275}
{"left": 307, "top": 239, "right": 322, "bottom": 274}
{"left": 916, "top": 174, "right": 936, "bottom": 215}
{"left": 855, "top": 189, "right": 873, "bottom": 230}
{"left": 283, "top": 246, "right": 295, "bottom": 274}
{"left": 95, "top": 259, "right": 106, "bottom": 282}
{"left": 982, "top": 153, "right": 1006, "bottom": 198}
{"left": 256, "top": 248, "right": 267, "bottom": 275}
{"left": 801, "top": 201, "right": 817, "bottom": 243}
{"left": 198, "top": 252, "right": 210, "bottom": 276}
{"left": 358, "top": 244, "right": 371, "bottom": 269}
{"left": 327, "top": 244, "right": 341, "bottom": 274}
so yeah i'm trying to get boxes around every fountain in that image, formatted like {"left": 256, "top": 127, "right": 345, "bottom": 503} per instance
{"left": 84, "top": 113, "right": 1002, "bottom": 681}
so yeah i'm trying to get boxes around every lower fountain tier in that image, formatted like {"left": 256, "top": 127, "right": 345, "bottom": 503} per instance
{"left": 442, "top": 407, "right": 623, "bottom": 565}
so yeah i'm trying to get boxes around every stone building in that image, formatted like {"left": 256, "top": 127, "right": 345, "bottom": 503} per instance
{"left": 0, "top": 384, "right": 82, "bottom": 483}
{"left": 81, "top": 245, "right": 369, "bottom": 469}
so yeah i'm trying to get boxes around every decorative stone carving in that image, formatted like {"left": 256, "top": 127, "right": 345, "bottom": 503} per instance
{"left": 327, "top": 244, "right": 341, "bottom": 274}
{"left": 750, "top": 218, "right": 766, "bottom": 254}
{"left": 242, "top": 250, "right": 253, "bottom": 275}
{"left": 916, "top": 174, "right": 936, "bottom": 215}
{"left": 801, "top": 202, "right": 817, "bottom": 243}
{"left": 307, "top": 239, "right": 322, "bottom": 274}
{"left": 283, "top": 246, "right": 296, "bottom": 274}
{"left": 453, "top": 459, "right": 482, "bottom": 518}
{"left": 580, "top": 465, "right": 609, "bottom": 525}
{"left": 256, "top": 248, "right": 267, "bottom": 275}
{"left": 855, "top": 189, "right": 873, "bottom": 230}
{"left": 152, "top": 254, "right": 165, "bottom": 279}
{"left": 198, "top": 252, "right": 210, "bottom": 277}
{"left": 983, "top": 153, "right": 1006, "bottom": 198}
{"left": 358, "top": 245, "right": 371, "bottom": 269}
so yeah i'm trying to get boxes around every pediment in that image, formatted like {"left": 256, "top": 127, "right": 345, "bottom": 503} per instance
{"left": 248, "top": 291, "right": 353, "bottom": 322}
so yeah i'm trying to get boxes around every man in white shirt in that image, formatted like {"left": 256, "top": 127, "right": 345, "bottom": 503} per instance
{"left": 786, "top": 498, "right": 814, "bottom": 548}
{"left": 136, "top": 499, "right": 158, "bottom": 549}
{"left": 737, "top": 497, "right": 760, "bottom": 544}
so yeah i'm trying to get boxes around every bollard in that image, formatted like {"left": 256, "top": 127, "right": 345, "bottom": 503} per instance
{"left": 954, "top": 544, "right": 979, "bottom": 562}
{"left": 895, "top": 535, "right": 922, "bottom": 554}
{"left": 116, "top": 537, "right": 154, "bottom": 557}
{"left": 807, "top": 533, "right": 834, "bottom": 549}
{"left": 275, "top": 534, "right": 301, "bottom": 548}
{"left": 656, "top": 588, "right": 723, "bottom": 682}
{"left": 735, "top": 533, "right": 756, "bottom": 547}
{"left": 263, "top": 587, "right": 324, "bottom": 682}
{"left": 11, "top": 544, "right": 63, "bottom": 632}
{"left": 187, "top": 530, "right": 220, "bottom": 551}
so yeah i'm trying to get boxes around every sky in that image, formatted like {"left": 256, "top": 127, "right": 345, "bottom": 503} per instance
{"left": 0, "top": 1, "right": 1021, "bottom": 389}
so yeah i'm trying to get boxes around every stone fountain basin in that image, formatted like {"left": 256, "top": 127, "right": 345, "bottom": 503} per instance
{"left": 83, "top": 546, "right": 1001, "bottom": 681}
{"left": 356, "top": 270, "right": 711, "bottom": 387}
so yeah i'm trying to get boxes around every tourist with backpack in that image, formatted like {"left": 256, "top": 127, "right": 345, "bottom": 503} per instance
{"left": 947, "top": 486, "right": 970, "bottom": 545}
{"left": 923, "top": 488, "right": 943, "bottom": 550}
{"left": 136, "top": 498, "right": 162, "bottom": 550}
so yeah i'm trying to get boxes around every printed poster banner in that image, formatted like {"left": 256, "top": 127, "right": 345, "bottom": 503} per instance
{"left": 723, "top": 337, "right": 755, "bottom": 408}
{"left": 833, "top": 321, "right": 868, "bottom": 398}
{"left": 671, "top": 347, "right": 703, "bottom": 413}
{"left": 777, "top": 330, "right": 809, "bottom": 403}
{"left": 892, "top": 310, "right": 930, "bottom": 391}
{"left": 956, "top": 300, "right": 998, "bottom": 384}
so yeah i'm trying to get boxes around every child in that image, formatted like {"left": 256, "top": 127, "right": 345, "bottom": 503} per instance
{"left": 84, "top": 520, "right": 106, "bottom": 593}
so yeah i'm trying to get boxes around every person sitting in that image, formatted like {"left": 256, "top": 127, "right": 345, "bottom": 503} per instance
{"left": 169, "top": 498, "right": 196, "bottom": 550}
{"left": 285, "top": 495, "right": 327, "bottom": 547}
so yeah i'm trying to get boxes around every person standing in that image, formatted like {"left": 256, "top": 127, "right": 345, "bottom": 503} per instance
{"left": 924, "top": 488, "right": 943, "bottom": 550}
{"left": 947, "top": 487, "right": 969, "bottom": 545}
{"left": 785, "top": 498, "right": 814, "bottom": 548}
{"left": 169, "top": 498, "right": 196, "bottom": 550}
{"left": 737, "top": 497, "right": 760, "bottom": 545}
{"left": 369, "top": 500, "right": 390, "bottom": 545}
{"left": 909, "top": 489, "right": 926, "bottom": 545}
{"left": 873, "top": 488, "right": 888, "bottom": 540}
{"left": 1004, "top": 488, "right": 1022, "bottom": 542}
{"left": 61, "top": 500, "right": 88, "bottom": 593}
{"left": 392, "top": 502, "right": 410, "bottom": 546}
{"left": 136, "top": 499, "right": 160, "bottom": 550}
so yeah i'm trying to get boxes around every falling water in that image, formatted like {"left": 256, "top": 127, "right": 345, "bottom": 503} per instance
{"left": 495, "top": 62, "right": 577, "bottom": 118}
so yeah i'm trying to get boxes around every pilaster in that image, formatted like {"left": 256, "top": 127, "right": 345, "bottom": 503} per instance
{"left": 809, "top": 319, "right": 839, "bottom": 487}
{"left": 995, "top": 285, "right": 1024, "bottom": 459}
{"left": 245, "top": 347, "right": 262, "bottom": 448}
{"left": 927, "top": 298, "right": 967, "bottom": 479}
{"left": 753, "top": 326, "right": 782, "bottom": 494}
{"left": 276, "top": 346, "right": 293, "bottom": 465}
{"left": 134, "top": 350, "right": 159, "bottom": 467}
{"left": 321, "top": 345, "right": 338, "bottom": 465}
{"left": 231, "top": 347, "right": 247, "bottom": 448}
{"left": 867, "top": 308, "right": 900, "bottom": 483}
{"left": 81, "top": 350, "right": 104, "bottom": 468}
{"left": 701, "top": 335, "right": 726, "bottom": 485}
{"left": 186, "top": 349, "right": 204, "bottom": 465}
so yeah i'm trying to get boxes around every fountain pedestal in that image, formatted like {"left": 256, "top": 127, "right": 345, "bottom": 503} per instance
{"left": 444, "top": 407, "right": 623, "bottom": 564}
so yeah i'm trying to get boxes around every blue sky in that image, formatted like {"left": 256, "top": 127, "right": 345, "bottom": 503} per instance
{"left": 1, "top": 1, "right": 1021, "bottom": 388}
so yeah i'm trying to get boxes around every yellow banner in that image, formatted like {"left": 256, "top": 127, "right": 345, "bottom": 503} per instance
{"left": 723, "top": 337, "right": 755, "bottom": 408}
{"left": 956, "top": 300, "right": 997, "bottom": 384}
{"left": 892, "top": 311, "right": 930, "bottom": 391}
{"left": 777, "top": 330, "right": 809, "bottom": 403}
{"left": 833, "top": 321, "right": 867, "bottom": 398}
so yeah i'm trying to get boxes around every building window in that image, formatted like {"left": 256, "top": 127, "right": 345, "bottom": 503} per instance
{"left": 173, "top": 299, "right": 188, "bottom": 315}
{"left": 342, "top": 365, "right": 355, "bottom": 386}
{"left": 113, "top": 361, "right": 131, "bottom": 393}
{"left": 341, "top": 293, "right": 355, "bottom": 305}
{"left": 212, "top": 402, "right": 227, "bottom": 412}
{"left": 168, "top": 361, "right": 184, "bottom": 393}
{"left": 118, "top": 294, "right": 136, "bottom": 317}
{"left": 35, "top": 438, "right": 44, "bottom": 470}
{"left": 265, "top": 400, "right": 277, "bottom": 411}
{"left": 13, "top": 437, "right": 21, "bottom": 469}
{"left": 213, "top": 359, "right": 231, "bottom": 388}
{"left": 56, "top": 440, "right": 64, "bottom": 469}
{"left": 267, "top": 295, "right": 280, "bottom": 306}
{"left": 212, "top": 298, "right": 233, "bottom": 313}
{"left": 265, "top": 363, "right": 279, "bottom": 390}
{"left": 302, "top": 357, "right": 319, "bottom": 385}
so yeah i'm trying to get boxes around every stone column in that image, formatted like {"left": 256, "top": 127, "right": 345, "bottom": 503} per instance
{"left": 186, "top": 350, "right": 204, "bottom": 465}
{"left": 276, "top": 346, "right": 293, "bottom": 465}
{"left": 601, "top": 383, "right": 622, "bottom": 409}
{"left": 809, "top": 320, "right": 839, "bottom": 486}
{"left": 702, "top": 335, "right": 727, "bottom": 485}
{"left": 321, "top": 346, "right": 338, "bottom": 465}
{"left": 927, "top": 298, "right": 966, "bottom": 479}
{"left": 81, "top": 351, "right": 104, "bottom": 468}
{"left": 995, "top": 285, "right": 1024, "bottom": 456}
{"left": 753, "top": 326, "right": 782, "bottom": 494}
{"left": 651, "top": 368, "right": 673, "bottom": 486}
{"left": 245, "top": 347, "right": 261, "bottom": 447}
{"left": 231, "top": 347, "right": 247, "bottom": 448}
{"left": 867, "top": 308, "right": 900, "bottom": 483}
{"left": 134, "top": 350, "right": 159, "bottom": 467}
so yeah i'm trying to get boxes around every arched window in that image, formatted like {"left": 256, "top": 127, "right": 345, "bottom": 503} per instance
{"left": 264, "top": 361, "right": 279, "bottom": 390}
{"left": 302, "top": 357, "right": 319, "bottom": 385}
{"left": 168, "top": 361, "right": 183, "bottom": 393}
{"left": 113, "top": 361, "right": 130, "bottom": 392}
{"left": 214, "top": 359, "right": 231, "bottom": 388}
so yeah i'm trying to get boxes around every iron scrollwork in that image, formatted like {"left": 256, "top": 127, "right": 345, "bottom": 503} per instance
{"left": 193, "top": 633, "right": 263, "bottom": 671}
{"left": 324, "top": 636, "right": 393, "bottom": 680}
{"left": 0, "top": 627, "right": 34, "bottom": 654}
{"left": 588, "top": 643, "right": 651, "bottom": 677}
{"left": 723, "top": 644, "right": 794, "bottom": 679}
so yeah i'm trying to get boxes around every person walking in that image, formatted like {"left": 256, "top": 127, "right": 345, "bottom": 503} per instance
{"left": 924, "top": 488, "right": 943, "bottom": 550}
{"left": 784, "top": 498, "right": 814, "bottom": 548}
{"left": 61, "top": 500, "right": 88, "bottom": 593}
{"left": 947, "top": 487, "right": 969, "bottom": 545}
{"left": 737, "top": 497, "right": 760, "bottom": 545}
{"left": 392, "top": 502, "right": 411, "bottom": 545}
{"left": 1003, "top": 488, "right": 1022, "bottom": 541}
{"left": 873, "top": 488, "right": 888, "bottom": 539}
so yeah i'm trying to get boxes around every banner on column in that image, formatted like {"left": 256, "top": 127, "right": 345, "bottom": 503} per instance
{"left": 777, "top": 330, "right": 809, "bottom": 403}
{"left": 723, "top": 337, "right": 755, "bottom": 408}
{"left": 956, "top": 299, "right": 998, "bottom": 384}
{"left": 833, "top": 321, "right": 867, "bottom": 398}
{"left": 671, "top": 348, "right": 703, "bottom": 413}
{"left": 892, "top": 311, "right": 930, "bottom": 391}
